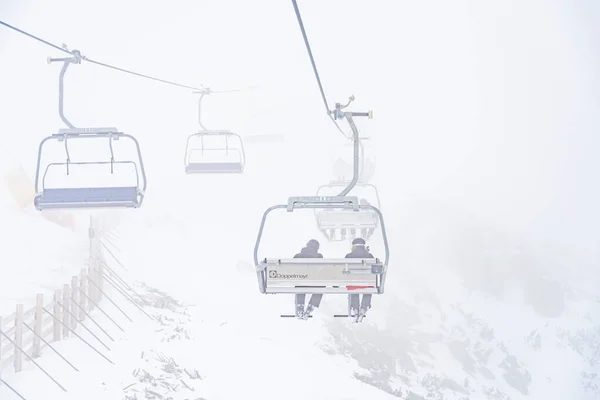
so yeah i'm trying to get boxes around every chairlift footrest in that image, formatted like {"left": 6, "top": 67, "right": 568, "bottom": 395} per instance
{"left": 333, "top": 314, "right": 368, "bottom": 318}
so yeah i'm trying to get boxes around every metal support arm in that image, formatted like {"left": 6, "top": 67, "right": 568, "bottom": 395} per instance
{"left": 332, "top": 102, "right": 373, "bottom": 197}
{"left": 194, "top": 91, "right": 208, "bottom": 130}
{"left": 48, "top": 48, "right": 84, "bottom": 129}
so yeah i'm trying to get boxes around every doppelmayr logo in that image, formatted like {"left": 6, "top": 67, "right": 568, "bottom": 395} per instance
{"left": 269, "top": 270, "right": 308, "bottom": 279}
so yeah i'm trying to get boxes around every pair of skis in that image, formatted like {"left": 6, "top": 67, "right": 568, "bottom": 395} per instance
{"left": 281, "top": 294, "right": 372, "bottom": 323}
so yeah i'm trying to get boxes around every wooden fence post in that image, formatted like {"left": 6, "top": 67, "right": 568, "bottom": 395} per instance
{"left": 53, "top": 290, "right": 61, "bottom": 341}
{"left": 80, "top": 268, "right": 88, "bottom": 315}
{"left": 32, "top": 294, "right": 43, "bottom": 357}
{"left": 62, "top": 285, "right": 70, "bottom": 337}
{"left": 14, "top": 304, "right": 23, "bottom": 372}
{"left": 89, "top": 218, "right": 98, "bottom": 306}
{"left": 0, "top": 315, "right": 3, "bottom": 363}
{"left": 87, "top": 266, "right": 95, "bottom": 310}
{"left": 97, "top": 256, "right": 104, "bottom": 302}
{"left": 71, "top": 276, "right": 78, "bottom": 329}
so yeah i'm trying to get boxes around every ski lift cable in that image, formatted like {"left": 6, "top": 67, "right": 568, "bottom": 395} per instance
{"left": 0, "top": 20, "right": 68, "bottom": 54}
{"left": 290, "top": 0, "right": 352, "bottom": 140}
{"left": 0, "top": 19, "right": 245, "bottom": 94}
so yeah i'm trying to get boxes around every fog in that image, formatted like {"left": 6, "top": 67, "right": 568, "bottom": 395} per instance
{"left": 2, "top": 1, "right": 598, "bottom": 254}
{"left": 1, "top": 0, "right": 599, "bottom": 396}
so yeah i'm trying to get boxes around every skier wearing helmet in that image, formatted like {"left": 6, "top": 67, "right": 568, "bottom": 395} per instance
{"left": 345, "top": 237, "right": 375, "bottom": 320}
{"left": 345, "top": 237, "right": 374, "bottom": 258}
{"left": 293, "top": 239, "right": 324, "bottom": 319}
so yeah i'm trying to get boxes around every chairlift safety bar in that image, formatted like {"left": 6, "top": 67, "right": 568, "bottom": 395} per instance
{"left": 35, "top": 128, "right": 147, "bottom": 196}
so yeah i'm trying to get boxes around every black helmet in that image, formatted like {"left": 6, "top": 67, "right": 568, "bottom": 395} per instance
{"left": 352, "top": 238, "right": 366, "bottom": 246}
{"left": 307, "top": 239, "right": 320, "bottom": 250}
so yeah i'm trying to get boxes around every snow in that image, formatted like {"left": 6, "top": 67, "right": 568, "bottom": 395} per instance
{"left": 2, "top": 0, "right": 600, "bottom": 399}
{"left": 1, "top": 215, "right": 399, "bottom": 400}
{"left": 0, "top": 172, "right": 89, "bottom": 317}
{"left": 0, "top": 147, "right": 402, "bottom": 399}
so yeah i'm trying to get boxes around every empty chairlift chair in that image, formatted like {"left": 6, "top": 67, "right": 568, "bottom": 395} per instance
{"left": 184, "top": 130, "right": 246, "bottom": 174}
{"left": 314, "top": 182, "right": 382, "bottom": 241}
{"left": 34, "top": 128, "right": 147, "bottom": 210}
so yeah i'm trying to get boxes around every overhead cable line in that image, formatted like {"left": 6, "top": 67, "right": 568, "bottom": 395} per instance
{"left": 0, "top": 20, "right": 69, "bottom": 54}
{"left": 0, "top": 19, "right": 210, "bottom": 92}
{"left": 290, "top": 0, "right": 352, "bottom": 139}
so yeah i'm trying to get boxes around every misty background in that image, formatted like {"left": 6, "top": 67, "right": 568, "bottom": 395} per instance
{"left": 1, "top": 0, "right": 600, "bottom": 397}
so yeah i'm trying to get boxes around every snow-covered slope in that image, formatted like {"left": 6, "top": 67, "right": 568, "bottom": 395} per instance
{"left": 5, "top": 157, "right": 599, "bottom": 400}
{"left": 320, "top": 202, "right": 600, "bottom": 399}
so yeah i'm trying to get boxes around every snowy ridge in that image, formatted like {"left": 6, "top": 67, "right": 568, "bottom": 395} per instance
{"left": 318, "top": 203, "right": 600, "bottom": 400}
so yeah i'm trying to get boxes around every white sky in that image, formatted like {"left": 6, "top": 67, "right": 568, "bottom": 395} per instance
{"left": 1, "top": 0, "right": 599, "bottom": 260}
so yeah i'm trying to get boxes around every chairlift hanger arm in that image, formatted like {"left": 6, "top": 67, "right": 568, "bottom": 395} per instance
{"left": 332, "top": 99, "right": 373, "bottom": 197}
{"left": 48, "top": 47, "right": 84, "bottom": 129}
{"left": 191, "top": 87, "right": 245, "bottom": 132}
{"left": 193, "top": 91, "right": 208, "bottom": 130}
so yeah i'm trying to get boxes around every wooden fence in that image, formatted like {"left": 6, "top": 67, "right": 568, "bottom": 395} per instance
{"left": 0, "top": 217, "right": 106, "bottom": 374}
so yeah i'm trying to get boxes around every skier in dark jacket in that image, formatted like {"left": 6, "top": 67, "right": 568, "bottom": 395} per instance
{"left": 345, "top": 237, "right": 375, "bottom": 258}
{"left": 345, "top": 237, "right": 375, "bottom": 321}
{"left": 294, "top": 239, "right": 323, "bottom": 258}
{"left": 293, "top": 239, "right": 323, "bottom": 319}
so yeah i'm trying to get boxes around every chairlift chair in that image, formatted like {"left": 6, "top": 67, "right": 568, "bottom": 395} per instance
{"left": 254, "top": 196, "right": 390, "bottom": 323}
{"left": 36, "top": 50, "right": 147, "bottom": 210}
{"left": 314, "top": 181, "right": 382, "bottom": 242}
{"left": 34, "top": 128, "right": 147, "bottom": 210}
{"left": 184, "top": 130, "right": 246, "bottom": 174}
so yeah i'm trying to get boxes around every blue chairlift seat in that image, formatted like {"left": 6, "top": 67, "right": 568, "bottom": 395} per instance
{"left": 35, "top": 186, "right": 140, "bottom": 210}
{"left": 185, "top": 161, "right": 243, "bottom": 174}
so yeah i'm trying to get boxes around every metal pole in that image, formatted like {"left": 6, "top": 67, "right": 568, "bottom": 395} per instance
{"left": 100, "top": 261, "right": 149, "bottom": 305}
{"left": 57, "top": 61, "right": 74, "bottom": 129}
{"left": 42, "top": 307, "right": 114, "bottom": 365}
{"left": 0, "top": 331, "right": 67, "bottom": 392}
{"left": 77, "top": 288, "right": 125, "bottom": 332}
{"left": 48, "top": 50, "right": 83, "bottom": 129}
{"left": 84, "top": 275, "right": 133, "bottom": 322}
{"left": 93, "top": 269, "right": 155, "bottom": 321}
{"left": 22, "top": 322, "right": 79, "bottom": 372}
{"left": 197, "top": 91, "right": 207, "bottom": 130}
{"left": 337, "top": 113, "right": 360, "bottom": 196}
{"left": 67, "top": 297, "right": 115, "bottom": 342}
{"left": 99, "top": 240, "right": 128, "bottom": 271}
{"left": 0, "top": 377, "right": 27, "bottom": 400}
{"left": 55, "top": 303, "right": 111, "bottom": 351}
